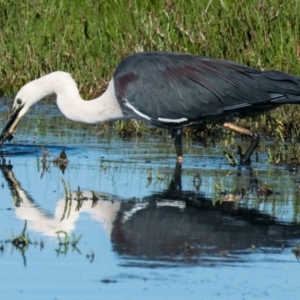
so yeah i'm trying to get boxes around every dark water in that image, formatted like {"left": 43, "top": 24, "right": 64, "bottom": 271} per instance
{"left": 0, "top": 97, "right": 299, "bottom": 299}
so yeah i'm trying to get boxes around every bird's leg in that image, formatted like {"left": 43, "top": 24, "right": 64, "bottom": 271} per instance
{"left": 223, "top": 122, "right": 260, "bottom": 164}
{"left": 168, "top": 162, "right": 182, "bottom": 192}
{"left": 239, "top": 133, "right": 260, "bottom": 164}
{"left": 170, "top": 129, "right": 183, "bottom": 163}
{"left": 223, "top": 122, "right": 253, "bottom": 136}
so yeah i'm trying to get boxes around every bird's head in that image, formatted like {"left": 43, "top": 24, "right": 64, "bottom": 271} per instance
{"left": 0, "top": 80, "right": 45, "bottom": 147}
{"left": 0, "top": 71, "right": 79, "bottom": 147}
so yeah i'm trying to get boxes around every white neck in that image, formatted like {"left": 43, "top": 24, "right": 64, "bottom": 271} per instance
{"left": 30, "top": 72, "right": 124, "bottom": 124}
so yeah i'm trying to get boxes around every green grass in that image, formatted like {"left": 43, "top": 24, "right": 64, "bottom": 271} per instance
{"left": 1, "top": 0, "right": 300, "bottom": 162}
{"left": 1, "top": 0, "right": 300, "bottom": 94}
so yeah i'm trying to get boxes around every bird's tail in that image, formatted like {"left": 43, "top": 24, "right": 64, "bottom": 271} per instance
{"left": 262, "top": 70, "right": 300, "bottom": 104}
{"left": 269, "top": 93, "right": 300, "bottom": 104}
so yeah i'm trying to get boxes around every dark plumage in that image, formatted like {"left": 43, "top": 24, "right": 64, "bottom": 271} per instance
{"left": 114, "top": 52, "right": 300, "bottom": 127}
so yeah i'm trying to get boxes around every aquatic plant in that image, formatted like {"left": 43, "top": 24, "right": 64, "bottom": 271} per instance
{"left": 55, "top": 230, "right": 82, "bottom": 255}
{"left": 0, "top": 221, "right": 86, "bottom": 265}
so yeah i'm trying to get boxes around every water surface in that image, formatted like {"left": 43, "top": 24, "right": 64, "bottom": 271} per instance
{"left": 0, "top": 97, "right": 299, "bottom": 299}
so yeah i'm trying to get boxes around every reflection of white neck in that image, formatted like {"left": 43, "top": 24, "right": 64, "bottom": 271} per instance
{"left": 15, "top": 190, "right": 121, "bottom": 237}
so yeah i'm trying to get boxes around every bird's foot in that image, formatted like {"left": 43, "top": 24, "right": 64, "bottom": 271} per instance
{"left": 238, "top": 133, "right": 260, "bottom": 165}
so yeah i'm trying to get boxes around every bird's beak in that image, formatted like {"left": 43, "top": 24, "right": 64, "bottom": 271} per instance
{"left": 0, "top": 104, "right": 24, "bottom": 148}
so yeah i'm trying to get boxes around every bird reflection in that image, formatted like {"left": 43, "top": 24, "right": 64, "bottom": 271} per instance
{"left": 0, "top": 159, "right": 121, "bottom": 237}
{"left": 1, "top": 159, "right": 299, "bottom": 265}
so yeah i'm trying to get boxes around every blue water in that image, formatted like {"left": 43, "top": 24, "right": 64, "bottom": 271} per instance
{"left": 0, "top": 100, "right": 300, "bottom": 299}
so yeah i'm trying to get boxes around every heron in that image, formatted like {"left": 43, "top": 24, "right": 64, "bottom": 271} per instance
{"left": 1, "top": 51, "right": 300, "bottom": 163}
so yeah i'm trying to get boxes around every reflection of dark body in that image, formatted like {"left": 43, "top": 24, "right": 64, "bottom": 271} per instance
{"left": 112, "top": 194, "right": 299, "bottom": 265}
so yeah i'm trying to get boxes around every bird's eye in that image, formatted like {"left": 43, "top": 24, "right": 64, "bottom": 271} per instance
{"left": 16, "top": 99, "right": 22, "bottom": 105}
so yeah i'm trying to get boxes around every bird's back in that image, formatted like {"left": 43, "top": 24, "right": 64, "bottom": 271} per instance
{"left": 113, "top": 52, "right": 300, "bottom": 127}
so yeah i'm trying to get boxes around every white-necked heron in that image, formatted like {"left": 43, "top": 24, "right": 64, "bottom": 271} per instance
{"left": 1, "top": 52, "right": 300, "bottom": 163}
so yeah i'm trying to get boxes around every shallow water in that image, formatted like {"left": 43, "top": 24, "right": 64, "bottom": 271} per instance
{"left": 0, "top": 97, "right": 300, "bottom": 299}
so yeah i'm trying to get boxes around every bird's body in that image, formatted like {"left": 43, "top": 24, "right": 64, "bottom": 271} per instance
{"left": 113, "top": 52, "right": 300, "bottom": 127}
{"left": 2, "top": 51, "right": 300, "bottom": 163}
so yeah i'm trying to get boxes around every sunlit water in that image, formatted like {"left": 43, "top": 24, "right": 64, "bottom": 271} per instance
{"left": 0, "top": 97, "right": 299, "bottom": 299}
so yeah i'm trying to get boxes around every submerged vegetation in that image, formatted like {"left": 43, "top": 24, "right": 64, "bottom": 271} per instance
{"left": 0, "top": 221, "right": 85, "bottom": 266}
{"left": 1, "top": 0, "right": 300, "bottom": 162}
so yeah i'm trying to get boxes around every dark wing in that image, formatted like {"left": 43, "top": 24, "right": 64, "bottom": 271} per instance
{"left": 113, "top": 52, "right": 300, "bottom": 124}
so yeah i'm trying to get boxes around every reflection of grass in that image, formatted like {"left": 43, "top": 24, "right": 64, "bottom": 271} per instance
{"left": 292, "top": 244, "right": 300, "bottom": 260}
{"left": 209, "top": 167, "right": 300, "bottom": 224}
{"left": 39, "top": 147, "right": 68, "bottom": 177}
{"left": 55, "top": 230, "right": 82, "bottom": 256}
{"left": 212, "top": 180, "right": 242, "bottom": 205}
{"left": 60, "top": 178, "right": 102, "bottom": 220}
{"left": 0, "top": 221, "right": 88, "bottom": 265}
{"left": 0, "top": 221, "right": 43, "bottom": 266}
{"left": 11, "top": 221, "right": 31, "bottom": 252}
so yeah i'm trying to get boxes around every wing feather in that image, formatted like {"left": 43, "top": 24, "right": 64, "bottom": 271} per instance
{"left": 113, "top": 52, "right": 300, "bottom": 124}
